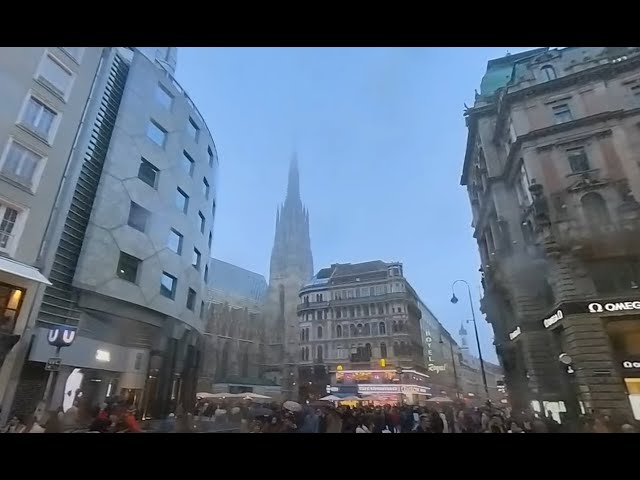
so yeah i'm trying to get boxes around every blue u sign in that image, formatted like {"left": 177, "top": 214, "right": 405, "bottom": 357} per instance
{"left": 47, "top": 325, "right": 77, "bottom": 348}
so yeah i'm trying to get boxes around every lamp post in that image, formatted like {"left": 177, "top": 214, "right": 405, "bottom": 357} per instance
{"left": 450, "top": 280, "right": 489, "bottom": 401}
{"left": 439, "top": 335, "right": 460, "bottom": 400}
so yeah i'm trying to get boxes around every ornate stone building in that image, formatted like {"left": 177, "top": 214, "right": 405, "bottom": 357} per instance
{"left": 462, "top": 47, "right": 640, "bottom": 422}
{"left": 263, "top": 155, "right": 314, "bottom": 399}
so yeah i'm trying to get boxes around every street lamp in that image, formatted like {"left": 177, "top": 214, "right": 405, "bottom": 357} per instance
{"left": 451, "top": 279, "right": 490, "bottom": 401}
{"left": 439, "top": 335, "right": 461, "bottom": 399}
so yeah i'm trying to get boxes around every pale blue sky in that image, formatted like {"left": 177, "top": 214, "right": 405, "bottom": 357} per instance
{"left": 176, "top": 47, "right": 534, "bottom": 363}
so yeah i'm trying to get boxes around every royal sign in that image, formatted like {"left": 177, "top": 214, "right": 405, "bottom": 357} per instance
{"left": 47, "top": 325, "right": 77, "bottom": 348}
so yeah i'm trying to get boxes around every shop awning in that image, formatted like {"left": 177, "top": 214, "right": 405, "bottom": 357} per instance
{"left": 0, "top": 257, "right": 51, "bottom": 285}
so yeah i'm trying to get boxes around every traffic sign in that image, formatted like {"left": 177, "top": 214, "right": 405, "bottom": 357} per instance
{"left": 45, "top": 357, "right": 62, "bottom": 372}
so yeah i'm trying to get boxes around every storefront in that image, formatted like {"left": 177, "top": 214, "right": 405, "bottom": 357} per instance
{"left": 28, "top": 327, "right": 149, "bottom": 412}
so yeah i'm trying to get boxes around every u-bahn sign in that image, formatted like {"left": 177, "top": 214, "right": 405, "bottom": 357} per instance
{"left": 47, "top": 325, "right": 77, "bottom": 348}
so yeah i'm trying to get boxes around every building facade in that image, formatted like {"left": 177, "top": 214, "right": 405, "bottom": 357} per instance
{"left": 263, "top": 155, "right": 314, "bottom": 399}
{"left": 462, "top": 47, "right": 640, "bottom": 422}
{"left": 198, "top": 258, "right": 280, "bottom": 397}
{"left": 0, "top": 47, "right": 105, "bottom": 423}
{"left": 297, "top": 261, "right": 430, "bottom": 404}
{"left": 4, "top": 47, "right": 219, "bottom": 421}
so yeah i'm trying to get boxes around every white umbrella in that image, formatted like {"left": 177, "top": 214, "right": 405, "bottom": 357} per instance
{"left": 425, "top": 396, "right": 453, "bottom": 403}
{"left": 197, "top": 392, "right": 217, "bottom": 398}
{"left": 339, "top": 395, "right": 362, "bottom": 402}
{"left": 283, "top": 400, "right": 302, "bottom": 412}
{"left": 205, "top": 392, "right": 237, "bottom": 399}
{"left": 243, "top": 393, "right": 272, "bottom": 400}
{"left": 319, "top": 395, "right": 341, "bottom": 401}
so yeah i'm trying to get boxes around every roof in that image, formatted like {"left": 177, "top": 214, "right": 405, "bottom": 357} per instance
{"left": 332, "top": 260, "right": 390, "bottom": 277}
{"left": 209, "top": 259, "right": 267, "bottom": 305}
{"left": 479, "top": 48, "right": 548, "bottom": 96}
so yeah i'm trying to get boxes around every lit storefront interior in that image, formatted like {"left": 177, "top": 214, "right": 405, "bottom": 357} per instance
{"left": 331, "top": 368, "right": 431, "bottom": 405}
{"left": 606, "top": 318, "right": 640, "bottom": 420}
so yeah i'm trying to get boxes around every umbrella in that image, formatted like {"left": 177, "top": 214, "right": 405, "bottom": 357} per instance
{"left": 425, "top": 396, "right": 453, "bottom": 403}
{"left": 339, "top": 395, "right": 362, "bottom": 402}
{"left": 283, "top": 400, "right": 302, "bottom": 412}
{"left": 243, "top": 393, "right": 272, "bottom": 401}
{"left": 203, "top": 392, "right": 237, "bottom": 399}
{"left": 319, "top": 395, "right": 341, "bottom": 401}
{"left": 197, "top": 392, "right": 216, "bottom": 399}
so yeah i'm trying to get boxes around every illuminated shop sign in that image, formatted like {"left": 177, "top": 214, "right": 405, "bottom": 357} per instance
{"left": 543, "top": 310, "right": 564, "bottom": 329}
{"left": 47, "top": 325, "right": 77, "bottom": 348}
{"left": 622, "top": 361, "right": 640, "bottom": 369}
{"left": 359, "top": 385, "right": 400, "bottom": 394}
{"left": 588, "top": 301, "right": 640, "bottom": 313}
{"left": 400, "top": 385, "right": 430, "bottom": 395}
{"left": 509, "top": 327, "right": 522, "bottom": 340}
{"left": 427, "top": 364, "right": 446, "bottom": 373}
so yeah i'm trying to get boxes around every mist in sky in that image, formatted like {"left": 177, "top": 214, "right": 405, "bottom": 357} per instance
{"left": 176, "top": 47, "right": 535, "bottom": 363}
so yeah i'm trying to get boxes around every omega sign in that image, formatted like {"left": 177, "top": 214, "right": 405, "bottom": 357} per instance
{"left": 543, "top": 310, "right": 564, "bottom": 329}
{"left": 588, "top": 301, "right": 640, "bottom": 313}
{"left": 622, "top": 361, "right": 640, "bottom": 369}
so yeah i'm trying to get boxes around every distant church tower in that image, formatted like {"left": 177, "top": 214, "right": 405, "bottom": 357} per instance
{"left": 263, "top": 153, "right": 314, "bottom": 399}
{"left": 459, "top": 321, "right": 469, "bottom": 352}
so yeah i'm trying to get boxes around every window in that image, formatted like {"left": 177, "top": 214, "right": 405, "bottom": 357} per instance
{"left": 202, "top": 178, "right": 210, "bottom": 199}
{"left": 62, "top": 47, "right": 84, "bottom": 62}
{"left": 514, "top": 161, "right": 533, "bottom": 206}
{"left": 581, "top": 192, "right": 611, "bottom": 226}
{"left": 20, "top": 96, "right": 57, "bottom": 140}
{"left": 212, "top": 200, "right": 216, "bottom": 219}
{"left": 198, "top": 211, "right": 206, "bottom": 233}
{"left": 380, "top": 342, "right": 387, "bottom": 358}
{"left": 147, "top": 120, "right": 167, "bottom": 148}
{"left": 181, "top": 151, "right": 194, "bottom": 176}
{"left": 192, "top": 248, "right": 201, "bottom": 271}
{"left": 187, "top": 117, "right": 199, "bottom": 142}
{"left": 37, "top": 53, "right": 73, "bottom": 99}
{"left": 208, "top": 146, "right": 215, "bottom": 167}
{"left": 589, "top": 258, "right": 640, "bottom": 294}
{"left": 0, "top": 284, "right": 25, "bottom": 334}
{"left": 379, "top": 321, "right": 386, "bottom": 335}
{"left": 155, "top": 83, "right": 173, "bottom": 110}
{"left": 204, "top": 264, "right": 209, "bottom": 283}
{"left": 138, "top": 158, "right": 158, "bottom": 189}
{"left": 160, "top": 272, "right": 177, "bottom": 299}
{"left": 336, "top": 309, "right": 342, "bottom": 319}
{"left": 336, "top": 325, "right": 342, "bottom": 338}
{"left": 116, "top": 252, "right": 140, "bottom": 283}
{"left": 317, "top": 325, "right": 323, "bottom": 339}
{"left": 186, "top": 288, "right": 196, "bottom": 311}
{"left": 127, "top": 202, "right": 149, "bottom": 232}
{"left": 541, "top": 65, "right": 557, "bottom": 81}
{"left": 208, "top": 232, "right": 212, "bottom": 250}
{"left": 552, "top": 103, "right": 573, "bottom": 124}
{"left": 317, "top": 345, "right": 323, "bottom": 362}
{"left": 567, "top": 147, "right": 590, "bottom": 173}
{"left": 0, "top": 204, "right": 19, "bottom": 250}
{"left": 1, "top": 140, "right": 43, "bottom": 187}
{"left": 167, "top": 228, "right": 183, "bottom": 254}
{"left": 200, "top": 301, "right": 205, "bottom": 320}
{"left": 176, "top": 188, "right": 189, "bottom": 214}
{"left": 632, "top": 85, "right": 640, "bottom": 106}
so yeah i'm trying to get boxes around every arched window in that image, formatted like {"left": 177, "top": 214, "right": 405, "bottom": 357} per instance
{"left": 357, "top": 323, "right": 363, "bottom": 336}
{"left": 304, "top": 346, "right": 309, "bottom": 361}
{"left": 365, "top": 343, "right": 372, "bottom": 359}
{"left": 363, "top": 323, "right": 371, "bottom": 336}
{"left": 398, "top": 320, "right": 404, "bottom": 332}
{"left": 541, "top": 65, "right": 557, "bottom": 81}
{"left": 400, "top": 341, "right": 407, "bottom": 355}
{"left": 300, "top": 330, "right": 305, "bottom": 342}
{"left": 379, "top": 322, "right": 386, "bottom": 335}
{"left": 392, "top": 321, "right": 398, "bottom": 333}
{"left": 336, "top": 325, "right": 342, "bottom": 338}
{"left": 581, "top": 192, "right": 611, "bottom": 226}
{"left": 380, "top": 342, "right": 387, "bottom": 358}
{"left": 350, "top": 324, "right": 357, "bottom": 337}
{"left": 317, "top": 325, "right": 323, "bottom": 339}
{"left": 317, "top": 345, "right": 323, "bottom": 362}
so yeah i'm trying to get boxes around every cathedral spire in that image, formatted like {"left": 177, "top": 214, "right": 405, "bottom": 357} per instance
{"left": 286, "top": 152, "right": 300, "bottom": 202}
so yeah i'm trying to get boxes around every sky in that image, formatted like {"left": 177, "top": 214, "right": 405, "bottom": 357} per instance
{"left": 176, "top": 47, "right": 535, "bottom": 363}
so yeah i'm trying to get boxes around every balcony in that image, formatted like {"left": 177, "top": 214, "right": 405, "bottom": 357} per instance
{"left": 297, "top": 291, "right": 412, "bottom": 313}
{"left": 554, "top": 219, "right": 640, "bottom": 258}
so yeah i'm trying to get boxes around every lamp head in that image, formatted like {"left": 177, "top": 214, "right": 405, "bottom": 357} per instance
{"left": 450, "top": 293, "right": 459, "bottom": 304}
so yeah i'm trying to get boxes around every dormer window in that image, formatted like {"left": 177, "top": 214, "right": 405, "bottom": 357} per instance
{"left": 541, "top": 65, "right": 557, "bottom": 81}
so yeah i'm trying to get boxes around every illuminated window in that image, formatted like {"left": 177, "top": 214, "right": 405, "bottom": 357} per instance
{"left": 116, "top": 252, "right": 140, "bottom": 283}
{"left": 0, "top": 284, "right": 24, "bottom": 334}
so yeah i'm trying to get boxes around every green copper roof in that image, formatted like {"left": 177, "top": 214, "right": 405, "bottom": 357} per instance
{"left": 479, "top": 64, "right": 515, "bottom": 96}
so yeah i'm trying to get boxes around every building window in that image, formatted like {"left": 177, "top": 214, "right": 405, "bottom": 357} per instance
{"left": 155, "top": 83, "right": 173, "bottom": 110}
{"left": 116, "top": 252, "right": 140, "bottom": 283}
{"left": 204, "top": 264, "right": 209, "bottom": 283}
{"left": 581, "top": 192, "right": 611, "bottom": 226}
{"left": 336, "top": 325, "right": 342, "bottom": 338}
{"left": 20, "top": 96, "right": 57, "bottom": 140}
{"left": 380, "top": 342, "right": 387, "bottom": 358}
{"left": 36, "top": 53, "right": 73, "bottom": 99}
{"left": 541, "top": 65, "right": 557, "bottom": 81}
{"left": 187, "top": 117, "right": 199, "bottom": 142}
{"left": 0, "top": 140, "right": 44, "bottom": 188}
{"left": 0, "top": 203, "right": 19, "bottom": 251}
{"left": 589, "top": 258, "right": 640, "bottom": 294}
{"left": 336, "top": 309, "right": 342, "bottom": 319}
{"left": 207, "top": 146, "right": 215, "bottom": 167}
{"left": 363, "top": 305, "right": 369, "bottom": 316}
{"left": 181, "top": 151, "right": 194, "bottom": 177}
{"left": 632, "top": 85, "right": 640, "bottom": 107}
{"left": 61, "top": 47, "right": 84, "bottom": 62}
{"left": 200, "top": 301, "right": 205, "bottom": 320}
{"left": 160, "top": 272, "right": 177, "bottom": 299}
{"left": 202, "top": 178, "right": 210, "bottom": 199}
{"left": 186, "top": 288, "right": 196, "bottom": 311}
{"left": 377, "top": 304, "right": 384, "bottom": 315}
{"left": 176, "top": 188, "right": 189, "bottom": 214}
{"left": 167, "top": 228, "right": 183, "bottom": 254}
{"left": 138, "top": 158, "right": 158, "bottom": 189}
{"left": 147, "top": 120, "right": 167, "bottom": 148}
{"left": 198, "top": 211, "right": 206, "bottom": 233}
{"left": 379, "top": 321, "right": 386, "bottom": 335}
{"left": 192, "top": 248, "right": 201, "bottom": 271}
{"left": 552, "top": 103, "right": 573, "bottom": 124}
{"left": 317, "top": 326, "right": 323, "bottom": 339}
{"left": 317, "top": 345, "right": 323, "bottom": 362}
{"left": 212, "top": 200, "right": 216, "bottom": 219}
{"left": 208, "top": 232, "right": 212, "bottom": 250}
{"left": 0, "top": 284, "right": 25, "bottom": 334}
{"left": 127, "top": 201, "right": 149, "bottom": 232}
{"left": 567, "top": 147, "right": 590, "bottom": 173}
